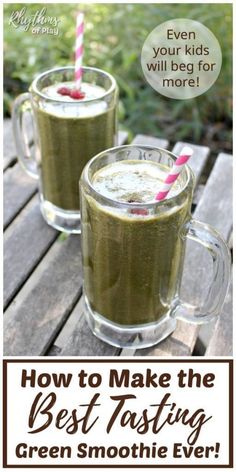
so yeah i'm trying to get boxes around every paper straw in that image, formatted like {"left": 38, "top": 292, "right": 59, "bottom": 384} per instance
{"left": 75, "top": 12, "right": 84, "bottom": 89}
{"left": 155, "top": 146, "right": 193, "bottom": 201}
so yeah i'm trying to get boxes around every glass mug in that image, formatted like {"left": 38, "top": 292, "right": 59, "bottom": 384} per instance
{"left": 80, "top": 145, "right": 231, "bottom": 349}
{"left": 12, "top": 66, "right": 118, "bottom": 233}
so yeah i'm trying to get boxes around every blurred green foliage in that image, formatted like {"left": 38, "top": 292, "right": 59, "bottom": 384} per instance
{"left": 4, "top": 3, "right": 232, "bottom": 152}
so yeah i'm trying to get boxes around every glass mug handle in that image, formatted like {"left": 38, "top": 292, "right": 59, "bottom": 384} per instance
{"left": 174, "top": 219, "right": 231, "bottom": 323}
{"left": 12, "top": 93, "right": 38, "bottom": 179}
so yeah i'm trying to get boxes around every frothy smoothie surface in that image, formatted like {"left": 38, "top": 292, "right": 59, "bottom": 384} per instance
{"left": 92, "top": 160, "right": 183, "bottom": 203}
{"left": 42, "top": 82, "right": 106, "bottom": 101}
{"left": 40, "top": 82, "right": 107, "bottom": 118}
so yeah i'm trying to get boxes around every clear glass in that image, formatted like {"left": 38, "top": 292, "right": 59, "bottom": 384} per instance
{"left": 80, "top": 145, "right": 231, "bottom": 349}
{"left": 12, "top": 66, "right": 118, "bottom": 233}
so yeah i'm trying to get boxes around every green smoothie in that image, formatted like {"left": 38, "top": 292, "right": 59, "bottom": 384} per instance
{"left": 81, "top": 160, "right": 192, "bottom": 325}
{"left": 34, "top": 82, "right": 117, "bottom": 211}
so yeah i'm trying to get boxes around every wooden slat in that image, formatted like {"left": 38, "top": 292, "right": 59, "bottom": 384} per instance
{"left": 172, "top": 142, "right": 210, "bottom": 183}
{"left": 228, "top": 231, "right": 233, "bottom": 250}
{"left": 118, "top": 130, "right": 128, "bottom": 145}
{"left": 132, "top": 134, "right": 169, "bottom": 149}
{"left": 186, "top": 153, "right": 232, "bottom": 243}
{"left": 195, "top": 153, "right": 232, "bottom": 237}
{"left": 4, "top": 235, "right": 82, "bottom": 356}
{"left": 60, "top": 299, "right": 120, "bottom": 356}
{"left": 4, "top": 163, "right": 37, "bottom": 228}
{"left": 206, "top": 275, "right": 233, "bottom": 356}
{"left": 3, "top": 119, "right": 17, "bottom": 170}
{"left": 192, "top": 184, "right": 205, "bottom": 207}
{"left": 181, "top": 153, "right": 232, "bottom": 312}
{"left": 61, "top": 313, "right": 120, "bottom": 356}
{"left": 51, "top": 297, "right": 85, "bottom": 353}
{"left": 4, "top": 196, "right": 57, "bottom": 308}
{"left": 136, "top": 152, "right": 232, "bottom": 356}
{"left": 50, "top": 296, "right": 118, "bottom": 356}
{"left": 135, "top": 325, "right": 194, "bottom": 357}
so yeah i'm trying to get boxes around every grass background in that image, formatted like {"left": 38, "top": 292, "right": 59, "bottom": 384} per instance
{"left": 4, "top": 3, "right": 232, "bottom": 154}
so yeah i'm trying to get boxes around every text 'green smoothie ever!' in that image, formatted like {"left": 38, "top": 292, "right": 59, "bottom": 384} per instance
{"left": 12, "top": 67, "right": 118, "bottom": 232}
{"left": 80, "top": 146, "right": 231, "bottom": 349}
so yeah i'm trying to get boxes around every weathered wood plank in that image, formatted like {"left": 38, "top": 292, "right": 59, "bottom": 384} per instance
{"left": 194, "top": 153, "right": 232, "bottom": 238}
{"left": 4, "top": 235, "right": 82, "bottom": 356}
{"left": 228, "top": 231, "right": 233, "bottom": 250}
{"left": 136, "top": 152, "right": 232, "bottom": 356}
{"left": 172, "top": 142, "right": 210, "bottom": 183}
{"left": 118, "top": 130, "right": 128, "bottom": 145}
{"left": 173, "top": 152, "right": 232, "bottom": 355}
{"left": 3, "top": 119, "right": 17, "bottom": 169}
{"left": 4, "top": 196, "right": 57, "bottom": 308}
{"left": 60, "top": 298, "right": 120, "bottom": 356}
{"left": 206, "top": 275, "right": 232, "bottom": 356}
{"left": 132, "top": 134, "right": 169, "bottom": 149}
{"left": 192, "top": 184, "right": 205, "bottom": 207}
{"left": 51, "top": 297, "right": 85, "bottom": 354}
{"left": 135, "top": 325, "right": 193, "bottom": 357}
{"left": 4, "top": 163, "right": 37, "bottom": 228}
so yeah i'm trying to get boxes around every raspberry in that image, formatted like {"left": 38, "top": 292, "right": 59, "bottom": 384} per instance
{"left": 70, "top": 89, "right": 86, "bottom": 99}
{"left": 131, "top": 208, "right": 148, "bottom": 216}
{"left": 57, "top": 86, "right": 71, "bottom": 96}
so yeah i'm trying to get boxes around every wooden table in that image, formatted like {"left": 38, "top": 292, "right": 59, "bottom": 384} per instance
{"left": 4, "top": 120, "right": 233, "bottom": 357}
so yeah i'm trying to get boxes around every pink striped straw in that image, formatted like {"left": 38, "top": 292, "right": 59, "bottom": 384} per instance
{"left": 155, "top": 146, "right": 193, "bottom": 201}
{"left": 75, "top": 12, "right": 84, "bottom": 89}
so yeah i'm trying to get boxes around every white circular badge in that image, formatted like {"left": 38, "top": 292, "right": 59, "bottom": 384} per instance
{"left": 141, "top": 18, "right": 222, "bottom": 99}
